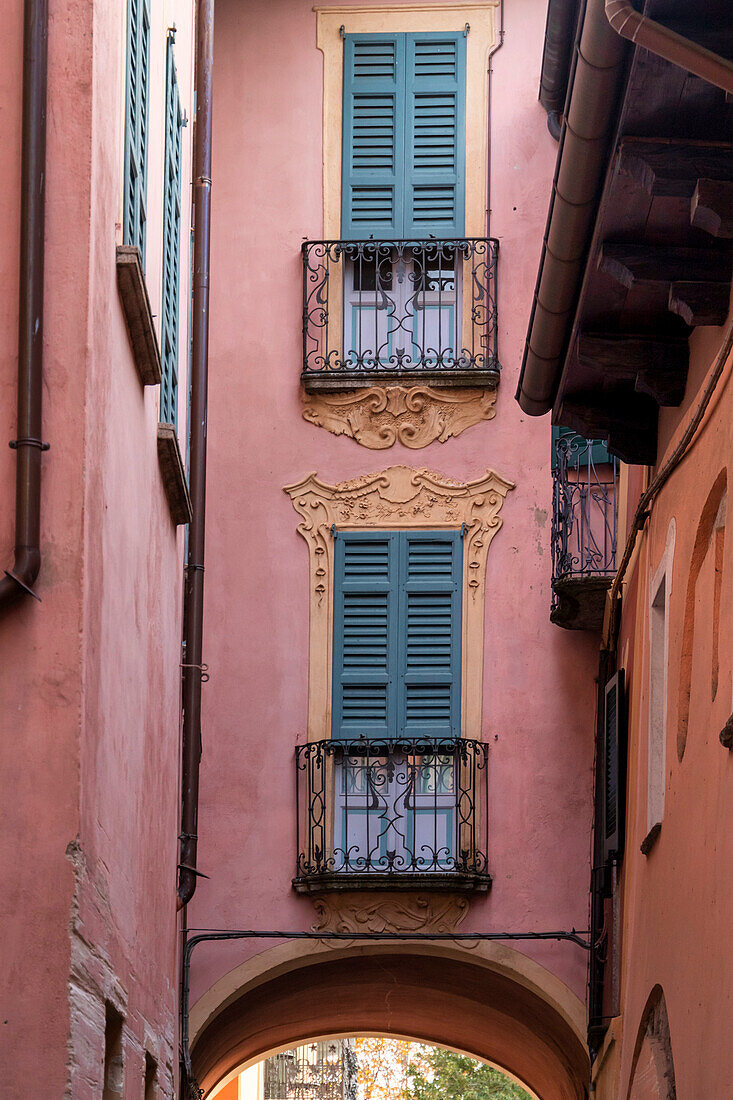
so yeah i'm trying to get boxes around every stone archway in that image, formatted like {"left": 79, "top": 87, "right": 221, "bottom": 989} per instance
{"left": 189, "top": 942, "right": 589, "bottom": 1099}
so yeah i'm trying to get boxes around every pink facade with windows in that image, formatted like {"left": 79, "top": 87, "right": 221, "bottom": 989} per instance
{"left": 187, "top": 2, "right": 597, "bottom": 1095}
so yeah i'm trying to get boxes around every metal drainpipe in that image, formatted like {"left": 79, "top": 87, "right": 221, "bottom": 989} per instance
{"left": 178, "top": 0, "right": 214, "bottom": 910}
{"left": 0, "top": 0, "right": 49, "bottom": 612}
{"left": 606, "top": 0, "right": 733, "bottom": 94}
{"left": 486, "top": 0, "right": 504, "bottom": 241}
{"left": 516, "top": 0, "right": 627, "bottom": 416}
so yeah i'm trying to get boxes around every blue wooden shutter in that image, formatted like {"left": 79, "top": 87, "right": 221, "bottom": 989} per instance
{"left": 398, "top": 531, "right": 462, "bottom": 738}
{"left": 342, "top": 35, "right": 405, "bottom": 239}
{"left": 123, "top": 0, "right": 150, "bottom": 264}
{"left": 404, "top": 33, "right": 466, "bottom": 237}
{"left": 332, "top": 533, "right": 399, "bottom": 739}
{"left": 161, "top": 35, "right": 184, "bottom": 427}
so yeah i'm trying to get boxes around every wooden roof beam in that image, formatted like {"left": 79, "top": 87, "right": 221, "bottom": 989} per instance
{"left": 617, "top": 138, "right": 733, "bottom": 199}
{"left": 599, "top": 243, "right": 733, "bottom": 325}
{"left": 691, "top": 179, "right": 733, "bottom": 238}
{"left": 577, "top": 333, "right": 689, "bottom": 406}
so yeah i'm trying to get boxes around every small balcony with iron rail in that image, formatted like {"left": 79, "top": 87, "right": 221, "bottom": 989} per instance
{"left": 301, "top": 239, "right": 499, "bottom": 391}
{"left": 293, "top": 736, "right": 490, "bottom": 893}
{"left": 550, "top": 431, "right": 619, "bottom": 631}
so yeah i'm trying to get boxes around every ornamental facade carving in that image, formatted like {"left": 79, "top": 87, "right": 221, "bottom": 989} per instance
{"left": 302, "top": 385, "right": 498, "bottom": 450}
{"left": 283, "top": 465, "right": 514, "bottom": 741}
{"left": 311, "top": 893, "right": 470, "bottom": 935}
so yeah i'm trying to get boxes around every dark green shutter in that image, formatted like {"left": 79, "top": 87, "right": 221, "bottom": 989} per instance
{"left": 552, "top": 426, "right": 612, "bottom": 470}
{"left": 123, "top": 0, "right": 150, "bottom": 264}
{"left": 342, "top": 35, "right": 405, "bottom": 239}
{"left": 161, "top": 35, "right": 184, "bottom": 427}
{"left": 333, "top": 531, "right": 462, "bottom": 740}
{"left": 398, "top": 532, "right": 462, "bottom": 737}
{"left": 332, "top": 532, "right": 399, "bottom": 738}
{"left": 404, "top": 34, "right": 466, "bottom": 237}
{"left": 602, "top": 669, "right": 626, "bottom": 862}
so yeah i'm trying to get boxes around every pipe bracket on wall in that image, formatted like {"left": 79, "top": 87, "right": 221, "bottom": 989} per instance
{"left": 9, "top": 437, "right": 49, "bottom": 451}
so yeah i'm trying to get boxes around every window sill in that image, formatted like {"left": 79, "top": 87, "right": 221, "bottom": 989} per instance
{"left": 640, "top": 821, "right": 661, "bottom": 856}
{"left": 116, "top": 245, "right": 162, "bottom": 387}
{"left": 302, "top": 369, "right": 500, "bottom": 394}
{"left": 157, "top": 423, "right": 192, "bottom": 526}
{"left": 292, "top": 872, "right": 492, "bottom": 895}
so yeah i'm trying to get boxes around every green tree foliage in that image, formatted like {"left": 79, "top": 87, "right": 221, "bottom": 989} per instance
{"left": 404, "top": 1046, "right": 531, "bottom": 1100}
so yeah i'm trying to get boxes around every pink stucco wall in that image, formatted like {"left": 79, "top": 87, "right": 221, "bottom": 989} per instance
{"left": 188, "top": 0, "right": 599, "bottom": 1055}
{"left": 0, "top": 0, "right": 193, "bottom": 1093}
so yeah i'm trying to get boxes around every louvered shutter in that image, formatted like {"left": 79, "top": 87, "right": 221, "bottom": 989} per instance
{"left": 332, "top": 533, "right": 399, "bottom": 739}
{"left": 602, "top": 669, "right": 626, "bottom": 862}
{"left": 161, "top": 35, "right": 184, "bottom": 428}
{"left": 123, "top": 0, "right": 150, "bottom": 264}
{"left": 342, "top": 35, "right": 405, "bottom": 239}
{"left": 398, "top": 532, "right": 462, "bottom": 738}
{"left": 404, "top": 33, "right": 466, "bottom": 237}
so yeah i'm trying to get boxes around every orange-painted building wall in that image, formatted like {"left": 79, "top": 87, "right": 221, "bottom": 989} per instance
{"left": 593, "top": 317, "right": 733, "bottom": 1098}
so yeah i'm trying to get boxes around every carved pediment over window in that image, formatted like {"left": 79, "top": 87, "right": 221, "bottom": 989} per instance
{"left": 283, "top": 465, "right": 514, "bottom": 741}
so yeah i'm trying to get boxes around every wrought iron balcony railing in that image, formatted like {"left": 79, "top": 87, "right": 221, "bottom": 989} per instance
{"left": 551, "top": 432, "right": 619, "bottom": 630}
{"left": 294, "top": 737, "right": 491, "bottom": 892}
{"left": 301, "top": 239, "right": 499, "bottom": 390}
{"left": 265, "top": 1041, "right": 357, "bottom": 1100}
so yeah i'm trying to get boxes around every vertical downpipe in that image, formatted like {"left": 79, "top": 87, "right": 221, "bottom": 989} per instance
{"left": 485, "top": 0, "right": 504, "bottom": 241}
{"left": 0, "top": 0, "right": 49, "bottom": 611}
{"left": 178, "top": 0, "right": 215, "bottom": 910}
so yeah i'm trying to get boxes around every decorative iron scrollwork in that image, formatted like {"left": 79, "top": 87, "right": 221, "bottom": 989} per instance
{"left": 294, "top": 737, "right": 490, "bottom": 888}
{"left": 550, "top": 432, "right": 619, "bottom": 614}
{"left": 301, "top": 239, "right": 499, "bottom": 382}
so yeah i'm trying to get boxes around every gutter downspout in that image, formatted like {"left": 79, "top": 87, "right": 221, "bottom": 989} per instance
{"left": 486, "top": 0, "right": 504, "bottom": 240}
{"left": 517, "top": 0, "right": 627, "bottom": 416}
{"left": 538, "top": 0, "right": 582, "bottom": 140}
{"left": 0, "top": 0, "right": 49, "bottom": 611}
{"left": 178, "top": 0, "right": 214, "bottom": 910}
{"left": 606, "top": 0, "right": 733, "bottom": 95}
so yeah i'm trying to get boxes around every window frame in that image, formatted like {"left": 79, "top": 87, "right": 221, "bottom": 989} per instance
{"left": 644, "top": 519, "right": 675, "bottom": 853}
{"left": 317, "top": 4, "right": 499, "bottom": 242}
{"left": 284, "top": 465, "right": 514, "bottom": 745}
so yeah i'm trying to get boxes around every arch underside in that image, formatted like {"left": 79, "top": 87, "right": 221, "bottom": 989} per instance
{"left": 192, "top": 949, "right": 589, "bottom": 1100}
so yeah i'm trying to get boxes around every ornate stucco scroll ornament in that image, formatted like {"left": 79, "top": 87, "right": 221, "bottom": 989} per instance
{"left": 283, "top": 465, "right": 515, "bottom": 741}
{"left": 311, "top": 893, "right": 470, "bottom": 935}
{"left": 301, "top": 385, "right": 498, "bottom": 450}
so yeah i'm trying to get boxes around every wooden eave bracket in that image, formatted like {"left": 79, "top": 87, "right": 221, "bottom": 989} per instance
{"left": 116, "top": 245, "right": 163, "bottom": 386}
{"left": 157, "top": 423, "right": 193, "bottom": 526}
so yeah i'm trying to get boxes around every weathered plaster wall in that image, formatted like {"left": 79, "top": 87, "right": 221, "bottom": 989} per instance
{"left": 0, "top": 0, "right": 194, "bottom": 1093}
{"left": 0, "top": 3, "right": 85, "bottom": 1092}
{"left": 601, "top": 313, "right": 733, "bottom": 1099}
{"left": 190, "top": 0, "right": 598, "bottom": 1076}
